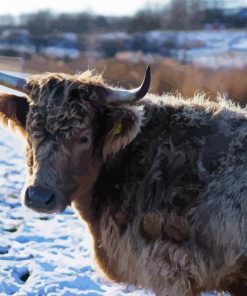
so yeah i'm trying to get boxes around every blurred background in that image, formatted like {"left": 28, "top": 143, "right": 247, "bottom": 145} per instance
{"left": 1, "top": 0, "right": 247, "bottom": 103}
{"left": 0, "top": 2, "right": 247, "bottom": 294}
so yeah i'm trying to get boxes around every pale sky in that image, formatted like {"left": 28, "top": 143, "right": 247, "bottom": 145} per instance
{"left": 0, "top": 0, "right": 168, "bottom": 16}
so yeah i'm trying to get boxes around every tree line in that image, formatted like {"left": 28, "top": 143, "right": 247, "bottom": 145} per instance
{"left": 0, "top": 0, "right": 246, "bottom": 35}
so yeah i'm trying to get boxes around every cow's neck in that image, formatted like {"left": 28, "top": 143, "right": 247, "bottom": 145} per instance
{"left": 90, "top": 101, "right": 170, "bottom": 223}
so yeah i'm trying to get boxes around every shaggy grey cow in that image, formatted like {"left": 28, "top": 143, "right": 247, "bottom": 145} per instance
{"left": 0, "top": 69, "right": 246, "bottom": 295}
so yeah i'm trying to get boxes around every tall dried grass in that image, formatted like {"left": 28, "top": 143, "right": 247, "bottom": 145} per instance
{"left": 24, "top": 54, "right": 247, "bottom": 105}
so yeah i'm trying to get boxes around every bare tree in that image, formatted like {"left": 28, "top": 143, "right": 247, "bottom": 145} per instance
{"left": 168, "top": 0, "right": 190, "bottom": 30}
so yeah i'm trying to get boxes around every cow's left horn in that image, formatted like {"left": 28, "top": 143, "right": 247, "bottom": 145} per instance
{"left": 106, "top": 66, "right": 151, "bottom": 103}
{"left": 0, "top": 72, "right": 27, "bottom": 93}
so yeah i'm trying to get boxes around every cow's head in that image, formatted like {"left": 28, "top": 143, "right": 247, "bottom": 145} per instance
{"left": 0, "top": 69, "right": 150, "bottom": 215}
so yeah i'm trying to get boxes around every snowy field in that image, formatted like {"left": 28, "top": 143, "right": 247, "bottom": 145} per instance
{"left": 0, "top": 76, "right": 216, "bottom": 295}
{"left": 182, "top": 30, "right": 247, "bottom": 69}
{"left": 146, "top": 30, "right": 247, "bottom": 70}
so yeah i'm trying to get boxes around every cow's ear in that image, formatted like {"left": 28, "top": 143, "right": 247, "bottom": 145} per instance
{"left": 0, "top": 92, "right": 29, "bottom": 134}
{"left": 102, "top": 106, "right": 143, "bottom": 159}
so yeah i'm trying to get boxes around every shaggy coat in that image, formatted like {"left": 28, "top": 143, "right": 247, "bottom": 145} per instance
{"left": 0, "top": 72, "right": 247, "bottom": 296}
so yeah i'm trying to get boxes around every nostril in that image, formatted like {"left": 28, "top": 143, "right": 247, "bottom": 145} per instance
{"left": 45, "top": 194, "right": 55, "bottom": 205}
{"left": 25, "top": 188, "right": 32, "bottom": 205}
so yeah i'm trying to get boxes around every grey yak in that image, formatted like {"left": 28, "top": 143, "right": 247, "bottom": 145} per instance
{"left": 0, "top": 68, "right": 246, "bottom": 295}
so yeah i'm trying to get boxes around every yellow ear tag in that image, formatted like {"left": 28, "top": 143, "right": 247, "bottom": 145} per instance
{"left": 113, "top": 121, "right": 122, "bottom": 136}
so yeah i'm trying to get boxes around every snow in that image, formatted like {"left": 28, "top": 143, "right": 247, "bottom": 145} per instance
{"left": 145, "top": 30, "right": 247, "bottom": 70}
{"left": 183, "top": 31, "right": 247, "bottom": 69}
{"left": 0, "top": 127, "right": 152, "bottom": 296}
{"left": 184, "top": 30, "right": 247, "bottom": 69}
{"left": 0, "top": 75, "right": 218, "bottom": 295}
{"left": 0, "top": 132, "right": 155, "bottom": 296}
{"left": 42, "top": 46, "right": 81, "bottom": 59}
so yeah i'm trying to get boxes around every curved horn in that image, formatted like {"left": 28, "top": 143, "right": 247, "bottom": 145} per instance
{"left": 106, "top": 66, "right": 151, "bottom": 103}
{"left": 0, "top": 72, "right": 27, "bottom": 93}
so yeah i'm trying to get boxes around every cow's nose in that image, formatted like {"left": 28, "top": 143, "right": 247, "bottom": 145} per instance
{"left": 25, "top": 185, "right": 56, "bottom": 210}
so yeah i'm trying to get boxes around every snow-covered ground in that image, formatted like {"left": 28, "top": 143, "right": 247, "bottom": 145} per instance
{"left": 146, "top": 30, "right": 247, "bottom": 70}
{"left": 0, "top": 76, "right": 216, "bottom": 295}
{"left": 178, "top": 30, "right": 247, "bottom": 69}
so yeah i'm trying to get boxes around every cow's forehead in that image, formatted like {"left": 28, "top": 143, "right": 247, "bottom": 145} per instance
{"left": 26, "top": 71, "right": 107, "bottom": 104}
{"left": 27, "top": 105, "right": 90, "bottom": 138}
{"left": 26, "top": 88, "right": 94, "bottom": 140}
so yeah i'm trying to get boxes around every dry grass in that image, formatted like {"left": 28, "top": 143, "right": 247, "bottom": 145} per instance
{"left": 20, "top": 54, "right": 247, "bottom": 105}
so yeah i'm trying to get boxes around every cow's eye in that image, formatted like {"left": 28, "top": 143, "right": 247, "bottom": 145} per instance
{"left": 79, "top": 136, "right": 88, "bottom": 144}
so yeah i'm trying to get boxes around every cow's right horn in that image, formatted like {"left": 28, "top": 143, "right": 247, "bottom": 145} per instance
{"left": 106, "top": 66, "right": 151, "bottom": 104}
{"left": 0, "top": 72, "right": 27, "bottom": 93}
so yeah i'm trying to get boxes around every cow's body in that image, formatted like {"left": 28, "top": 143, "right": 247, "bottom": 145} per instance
{"left": 0, "top": 70, "right": 246, "bottom": 295}
{"left": 73, "top": 94, "right": 247, "bottom": 295}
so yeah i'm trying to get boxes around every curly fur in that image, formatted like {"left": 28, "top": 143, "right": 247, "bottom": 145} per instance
{"left": 1, "top": 72, "right": 247, "bottom": 295}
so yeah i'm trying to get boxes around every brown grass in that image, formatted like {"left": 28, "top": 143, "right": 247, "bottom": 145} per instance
{"left": 21, "top": 54, "right": 247, "bottom": 105}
